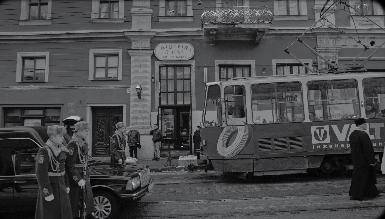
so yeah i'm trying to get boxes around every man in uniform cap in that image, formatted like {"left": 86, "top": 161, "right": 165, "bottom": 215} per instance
{"left": 66, "top": 121, "right": 95, "bottom": 218}
{"left": 35, "top": 125, "right": 72, "bottom": 219}
{"left": 63, "top": 116, "right": 82, "bottom": 145}
{"left": 349, "top": 118, "right": 379, "bottom": 201}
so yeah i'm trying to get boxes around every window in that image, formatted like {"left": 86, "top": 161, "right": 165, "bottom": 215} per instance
{"left": 351, "top": 0, "right": 384, "bottom": 16}
{"left": 94, "top": 55, "right": 119, "bottom": 80}
{"left": 307, "top": 79, "right": 360, "bottom": 121}
{"left": 224, "top": 85, "right": 246, "bottom": 125}
{"left": 219, "top": 65, "right": 251, "bottom": 81}
{"left": 160, "top": 66, "right": 191, "bottom": 105}
{"left": 274, "top": 0, "right": 307, "bottom": 16}
{"left": 20, "top": 0, "right": 52, "bottom": 25}
{"left": 100, "top": 0, "right": 119, "bottom": 18}
{"left": 251, "top": 82, "right": 304, "bottom": 124}
{"left": 166, "top": 0, "right": 187, "bottom": 16}
{"left": 363, "top": 77, "right": 385, "bottom": 118}
{"left": 4, "top": 108, "right": 61, "bottom": 127}
{"left": 272, "top": 59, "right": 312, "bottom": 76}
{"left": 28, "top": 0, "right": 48, "bottom": 20}
{"left": 221, "top": 0, "right": 246, "bottom": 7}
{"left": 276, "top": 63, "right": 309, "bottom": 76}
{"left": 16, "top": 52, "right": 49, "bottom": 83}
{"left": 89, "top": 49, "right": 122, "bottom": 80}
{"left": 159, "top": 0, "right": 193, "bottom": 18}
{"left": 204, "top": 84, "right": 222, "bottom": 127}
{"left": 91, "top": 0, "right": 124, "bottom": 21}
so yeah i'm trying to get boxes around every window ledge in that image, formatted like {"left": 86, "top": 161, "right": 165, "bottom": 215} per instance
{"left": 158, "top": 16, "right": 194, "bottom": 22}
{"left": 90, "top": 79, "right": 120, "bottom": 81}
{"left": 19, "top": 20, "right": 52, "bottom": 26}
{"left": 91, "top": 18, "right": 125, "bottom": 23}
{"left": 274, "top": 15, "right": 308, "bottom": 21}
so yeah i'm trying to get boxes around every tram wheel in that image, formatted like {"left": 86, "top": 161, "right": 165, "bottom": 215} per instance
{"left": 319, "top": 159, "right": 338, "bottom": 176}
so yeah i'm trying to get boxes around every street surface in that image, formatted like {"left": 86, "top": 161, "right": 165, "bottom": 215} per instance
{"left": 124, "top": 171, "right": 385, "bottom": 219}
{"left": 4, "top": 171, "right": 385, "bottom": 218}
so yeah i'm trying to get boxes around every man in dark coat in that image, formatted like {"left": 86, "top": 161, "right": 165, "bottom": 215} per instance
{"left": 349, "top": 118, "right": 379, "bottom": 201}
{"left": 193, "top": 126, "right": 202, "bottom": 159}
{"left": 66, "top": 121, "right": 95, "bottom": 218}
{"left": 110, "top": 122, "right": 127, "bottom": 164}
{"left": 126, "top": 127, "right": 140, "bottom": 158}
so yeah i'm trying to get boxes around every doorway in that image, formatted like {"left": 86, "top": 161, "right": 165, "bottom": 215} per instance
{"left": 160, "top": 106, "right": 191, "bottom": 151}
{"left": 92, "top": 106, "right": 123, "bottom": 157}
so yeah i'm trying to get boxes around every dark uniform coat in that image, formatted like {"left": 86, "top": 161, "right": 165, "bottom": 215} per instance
{"left": 35, "top": 145, "right": 72, "bottom": 219}
{"left": 110, "top": 132, "right": 126, "bottom": 164}
{"left": 66, "top": 138, "right": 94, "bottom": 218}
{"left": 349, "top": 129, "right": 379, "bottom": 200}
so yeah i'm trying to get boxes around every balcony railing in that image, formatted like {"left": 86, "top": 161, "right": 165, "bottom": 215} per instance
{"left": 201, "top": 7, "right": 273, "bottom": 26}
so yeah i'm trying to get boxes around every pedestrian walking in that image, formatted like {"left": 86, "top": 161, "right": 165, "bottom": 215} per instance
{"left": 66, "top": 121, "right": 95, "bottom": 219}
{"left": 349, "top": 118, "right": 379, "bottom": 201}
{"left": 35, "top": 125, "right": 72, "bottom": 219}
{"left": 126, "top": 127, "right": 141, "bottom": 159}
{"left": 110, "top": 122, "right": 127, "bottom": 164}
{"left": 150, "top": 124, "right": 162, "bottom": 160}
{"left": 193, "top": 126, "right": 202, "bottom": 159}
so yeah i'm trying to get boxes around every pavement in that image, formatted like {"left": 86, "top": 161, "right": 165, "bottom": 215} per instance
{"left": 137, "top": 155, "right": 208, "bottom": 172}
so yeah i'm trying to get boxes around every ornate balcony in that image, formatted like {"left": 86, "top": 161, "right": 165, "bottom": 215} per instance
{"left": 201, "top": 7, "right": 273, "bottom": 45}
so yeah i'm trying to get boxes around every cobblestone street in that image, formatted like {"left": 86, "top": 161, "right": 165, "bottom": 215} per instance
{"left": 123, "top": 171, "right": 385, "bottom": 218}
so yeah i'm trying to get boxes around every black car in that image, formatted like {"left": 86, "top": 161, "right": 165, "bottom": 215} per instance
{"left": 0, "top": 127, "right": 153, "bottom": 219}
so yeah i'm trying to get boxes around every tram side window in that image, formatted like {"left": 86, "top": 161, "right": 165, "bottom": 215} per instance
{"left": 204, "top": 84, "right": 222, "bottom": 127}
{"left": 251, "top": 82, "right": 304, "bottom": 124}
{"left": 307, "top": 79, "right": 360, "bottom": 121}
{"left": 363, "top": 77, "right": 385, "bottom": 118}
{"left": 224, "top": 85, "right": 246, "bottom": 125}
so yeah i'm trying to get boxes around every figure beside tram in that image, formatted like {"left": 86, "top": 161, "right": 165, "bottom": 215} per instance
{"left": 200, "top": 72, "right": 385, "bottom": 176}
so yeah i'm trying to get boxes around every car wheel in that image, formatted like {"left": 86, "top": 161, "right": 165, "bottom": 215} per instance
{"left": 93, "top": 190, "right": 119, "bottom": 219}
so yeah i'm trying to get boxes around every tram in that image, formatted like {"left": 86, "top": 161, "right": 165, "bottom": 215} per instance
{"left": 201, "top": 72, "right": 385, "bottom": 176}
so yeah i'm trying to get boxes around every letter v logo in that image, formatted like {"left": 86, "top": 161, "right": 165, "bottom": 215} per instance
{"left": 311, "top": 125, "right": 330, "bottom": 144}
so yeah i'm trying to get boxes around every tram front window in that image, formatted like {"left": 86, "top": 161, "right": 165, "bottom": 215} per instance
{"left": 308, "top": 79, "right": 360, "bottom": 121}
{"left": 204, "top": 84, "right": 222, "bottom": 127}
{"left": 363, "top": 77, "right": 385, "bottom": 118}
{"left": 224, "top": 85, "right": 246, "bottom": 125}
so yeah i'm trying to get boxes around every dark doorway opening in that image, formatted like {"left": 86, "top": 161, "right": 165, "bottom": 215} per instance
{"left": 92, "top": 106, "right": 123, "bottom": 157}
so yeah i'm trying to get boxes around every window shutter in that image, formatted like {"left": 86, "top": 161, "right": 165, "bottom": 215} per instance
{"left": 289, "top": 0, "right": 299, "bottom": 15}
{"left": 44, "top": 54, "right": 49, "bottom": 82}
{"left": 159, "top": 0, "right": 166, "bottom": 16}
{"left": 20, "top": 0, "right": 29, "bottom": 21}
{"left": 16, "top": 54, "right": 22, "bottom": 82}
{"left": 118, "top": 50, "right": 122, "bottom": 80}
{"left": 89, "top": 50, "right": 94, "bottom": 80}
{"left": 373, "top": 1, "right": 384, "bottom": 15}
{"left": 187, "top": 0, "right": 193, "bottom": 16}
{"left": 91, "top": 0, "right": 100, "bottom": 19}
{"left": 119, "top": 0, "right": 124, "bottom": 19}
{"left": 274, "top": 0, "right": 287, "bottom": 16}
{"left": 47, "top": 0, "right": 52, "bottom": 20}
{"left": 299, "top": 0, "right": 307, "bottom": 15}
{"left": 349, "top": 0, "right": 359, "bottom": 15}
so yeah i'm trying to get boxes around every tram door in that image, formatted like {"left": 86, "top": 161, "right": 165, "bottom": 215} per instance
{"left": 160, "top": 107, "right": 191, "bottom": 151}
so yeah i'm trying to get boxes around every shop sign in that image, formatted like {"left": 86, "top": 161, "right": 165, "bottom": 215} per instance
{"left": 154, "top": 43, "right": 194, "bottom": 60}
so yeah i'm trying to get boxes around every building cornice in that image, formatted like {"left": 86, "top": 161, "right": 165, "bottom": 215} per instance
{"left": 0, "top": 85, "right": 130, "bottom": 90}
{"left": 0, "top": 27, "right": 384, "bottom": 40}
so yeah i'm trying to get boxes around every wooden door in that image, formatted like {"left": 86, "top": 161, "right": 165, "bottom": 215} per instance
{"left": 92, "top": 107, "right": 123, "bottom": 157}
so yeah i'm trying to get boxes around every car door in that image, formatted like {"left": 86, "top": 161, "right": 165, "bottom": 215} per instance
{"left": 12, "top": 137, "right": 40, "bottom": 212}
{"left": 0, "top": 143, "right": 15, "bottom": 213}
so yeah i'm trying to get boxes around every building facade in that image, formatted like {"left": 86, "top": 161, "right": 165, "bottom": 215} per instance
{"left": 0, "top": 0, "right": 384, "bottom": 160}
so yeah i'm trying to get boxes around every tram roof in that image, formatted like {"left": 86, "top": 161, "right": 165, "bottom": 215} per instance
{"left": 206, "top": 71, "right": 385, "bottom": 86}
